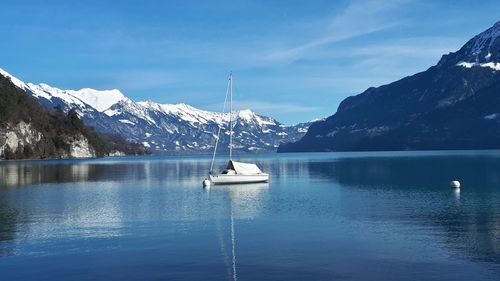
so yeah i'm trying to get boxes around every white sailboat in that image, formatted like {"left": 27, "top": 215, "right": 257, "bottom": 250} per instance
{"left": 206, "top": 73, "right": 269, "bottom": 185}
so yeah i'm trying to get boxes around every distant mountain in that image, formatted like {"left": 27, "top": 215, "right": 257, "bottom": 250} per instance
{"left": 0, "top": 69, "right": 311, "bottom": 153}
{"left": 279, "top": 21, "right": 500, "bottom": 152}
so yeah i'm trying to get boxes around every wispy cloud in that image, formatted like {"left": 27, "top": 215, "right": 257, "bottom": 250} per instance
{"left": 263, "top": 0, "right": 410, "bottom": 63}
{"left": 67, "top": 0, "right": 412, "bottom": 69}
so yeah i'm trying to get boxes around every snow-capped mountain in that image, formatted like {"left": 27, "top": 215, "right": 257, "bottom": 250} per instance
{"left": 101, "top": 99, "right": 310, "bottom": 152}
{"left": 0, "top": 68, "right": 310, "bottom": 153}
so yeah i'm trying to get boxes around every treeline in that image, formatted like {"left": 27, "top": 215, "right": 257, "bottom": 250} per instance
{"left": 0, "top": 75, "right": 149, "bottom": 160}
{"left": 100, "top": 133, "right": 150, "bottom": 156}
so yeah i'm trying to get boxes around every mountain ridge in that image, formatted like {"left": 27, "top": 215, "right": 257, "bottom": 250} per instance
{"left": 279, "top": 21, "right": 500, "bottom": 152}
{"left": 0, "top": 74, "right": 104, "bottom": 159}
{"left": 0, "top": 68, "right": 311, "bottom": 153}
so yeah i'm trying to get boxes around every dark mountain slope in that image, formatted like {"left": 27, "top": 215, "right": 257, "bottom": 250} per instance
{"left": 279, "top": 21, "right": 500, "bottom": 152}
{"left": 0, "top": 74, "right": 106, "bottom": 159}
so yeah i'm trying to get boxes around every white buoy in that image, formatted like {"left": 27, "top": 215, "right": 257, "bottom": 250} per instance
{"left": 203, "top": 178, "right": 211, "bottom": 188}
{"left": 450, "top": 180, "right": 461, "bottom": 189}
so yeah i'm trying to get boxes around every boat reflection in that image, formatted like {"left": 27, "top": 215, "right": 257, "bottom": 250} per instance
{"left": 206, "top": 183, "right": 269, "bottom": 219}
{"left": 206, "top": 183, "right": 269, "bottom": 281}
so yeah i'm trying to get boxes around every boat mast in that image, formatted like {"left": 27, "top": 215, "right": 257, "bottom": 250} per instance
{"left": 209, "top": 76, "right": 231, "bottom": 173}
{"left": 229, "top": 72, "right": 233, "bottom": 160}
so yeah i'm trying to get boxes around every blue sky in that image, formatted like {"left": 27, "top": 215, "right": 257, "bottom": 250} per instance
{"left": 1, "top": 0, "right": 499, "bottom": 124}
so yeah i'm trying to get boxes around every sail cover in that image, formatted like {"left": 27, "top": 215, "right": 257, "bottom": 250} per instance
{"left": 227, "top": 160, "right": 263, "bottom": 175}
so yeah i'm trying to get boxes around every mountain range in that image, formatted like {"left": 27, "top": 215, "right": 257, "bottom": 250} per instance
{"left": 0, "top": 69, "right": 311, "bottom": 154}
{"left": 279, "top": 21, "right": 500, "bottom": 152}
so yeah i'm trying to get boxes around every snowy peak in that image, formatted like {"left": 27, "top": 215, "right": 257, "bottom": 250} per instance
{"left": 467, "top": 21, "right": 500, "bottom": 59}
{"left": 66, "top": 88, "right": 127, "bottom": 112}
{"left": 236, "top": 109, "right": 276, "bottom": 126}
{"left": 237, "top": 109, "right": 257, "bottom": 121}
{"left": 0, "top": 68, "right": 127, "bottom": 112}
{"left": 447, "top": 21, "right": 500, "bottom": 69}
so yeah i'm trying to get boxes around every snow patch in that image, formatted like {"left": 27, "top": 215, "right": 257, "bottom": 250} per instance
{"left": 119, "top": 119, "right": 135, "bottom": 125}
{"left": 104, "top": 109, "right": 121, "bottom": 116}
{"left": 481, "top": 62, "right": 500, "bottom": 70}
{"left": 457, "top": 61, "right": 475, "bottom": 68}
{"left": 457, "top": 61, "right": 500, "bottom": 70}
{"left": 484, "top": 113, "right": 499, "bottom": 120}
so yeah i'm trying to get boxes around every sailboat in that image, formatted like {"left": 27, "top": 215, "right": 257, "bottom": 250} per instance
{"left": 206, "top": 73, "right": 269, "bottom": 185}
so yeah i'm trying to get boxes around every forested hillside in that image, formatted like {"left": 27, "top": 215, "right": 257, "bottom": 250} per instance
{"left": 0, "top": 74, "right": 148, "bottom": 160}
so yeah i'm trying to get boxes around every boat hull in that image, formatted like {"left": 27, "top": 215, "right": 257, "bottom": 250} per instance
{"left": 209, "top": 173, "right": 269, "bottom": 185}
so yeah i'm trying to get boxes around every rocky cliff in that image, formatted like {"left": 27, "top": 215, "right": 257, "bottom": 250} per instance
{"left": 0, "top": 74, "right": 103, "bottom": 159}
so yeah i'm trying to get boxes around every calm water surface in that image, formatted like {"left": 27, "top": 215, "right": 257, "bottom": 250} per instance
{"left": 1, "top": 151, "right": 500, "bottom": 280}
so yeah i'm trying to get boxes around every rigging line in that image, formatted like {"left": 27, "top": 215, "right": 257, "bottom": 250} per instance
{"left": 210, "top": 75, "right": 231, "bottom": 172}
{"left": 229, "top": 73, "right": 233, "bottom": 160}
{"left": 231, "top": 202, "right": 238, "bottom": 281}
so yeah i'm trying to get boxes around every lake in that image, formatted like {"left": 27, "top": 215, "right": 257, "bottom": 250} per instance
{"left": 1, "top": 151, "right": 500, "bottom": 281}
